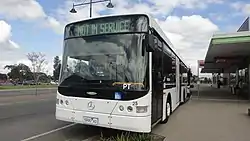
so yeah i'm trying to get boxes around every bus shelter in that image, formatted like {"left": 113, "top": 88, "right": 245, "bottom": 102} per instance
{"left": 201, "top": 17, "right": 250, "bottom": 100}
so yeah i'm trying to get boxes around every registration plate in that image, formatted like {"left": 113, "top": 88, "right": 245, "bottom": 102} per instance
{"left": 83, "top": 116, "right": 99, "bottom": 125}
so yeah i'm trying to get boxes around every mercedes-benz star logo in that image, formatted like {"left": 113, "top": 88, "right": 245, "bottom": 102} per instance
{"left": 87, "top": 101, "right": 95, "bottom": 110}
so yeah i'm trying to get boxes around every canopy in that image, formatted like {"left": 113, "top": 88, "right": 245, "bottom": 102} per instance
{"left": 201, "top": 31, "right": 250, "bottom": 73}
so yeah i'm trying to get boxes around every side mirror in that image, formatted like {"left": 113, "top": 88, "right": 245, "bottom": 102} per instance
{"left": 145, "top": 34, "right": 156, "bottom": 52}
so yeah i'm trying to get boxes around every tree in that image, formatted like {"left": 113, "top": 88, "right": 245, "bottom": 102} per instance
{"left": 4, "top": 63, "right": 32, "bottom": 82}
{"left": 34, "top": 72, "right": 50, "bottom": 83}
{"left": 27, "top": 52, "right": 47, "bottom": 83}
{"left": 47, "top": 75, "right": 53, "bottom": 81}
{"left": 53, "top": 56, "right": 61, "bottom": 81}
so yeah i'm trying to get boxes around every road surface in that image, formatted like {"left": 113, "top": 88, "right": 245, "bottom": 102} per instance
{"left": 0, "top": 90, "right": 101, "bottom": 141}
{"left": 0, "top": 88, "right": 57, "bottom": 97}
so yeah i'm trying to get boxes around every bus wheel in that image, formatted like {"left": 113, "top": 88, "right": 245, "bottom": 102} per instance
{"left": 161, "top": 99, "right": 171, "bottom": 124}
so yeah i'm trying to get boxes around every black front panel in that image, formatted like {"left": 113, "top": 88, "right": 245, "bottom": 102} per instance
{"left": 58, "top": 74, "right": 148, "bottom": 100}
{"left": 58, "top": 85, "right": 148, "bottom": 100}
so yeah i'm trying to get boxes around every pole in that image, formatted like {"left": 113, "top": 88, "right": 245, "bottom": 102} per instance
{"left": 90, "top": 0, "right": 92, "bottom": 17}
{"left": 35, "top": 75, "right": 39, "bottom": 96}
{"left": 248, "top": 64, "right": 250, "bottom": 100}
{"left": 35, "top": 74, "right": 37, "bottom": 96}
{"left": 197, "top": 61, "right": 200, "bottom": 99}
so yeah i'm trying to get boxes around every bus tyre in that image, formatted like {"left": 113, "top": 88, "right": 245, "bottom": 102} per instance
{"left": 161, "top": 100, "right": 172, "bottom": 124}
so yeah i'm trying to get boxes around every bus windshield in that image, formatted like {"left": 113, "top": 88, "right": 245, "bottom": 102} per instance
{"left": 60, "top": 33, "right": 148, "bottom": 90}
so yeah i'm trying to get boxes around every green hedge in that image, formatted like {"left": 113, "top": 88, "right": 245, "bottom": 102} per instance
{"left": 98, "top": 132, "right": 165, "bottom": 141}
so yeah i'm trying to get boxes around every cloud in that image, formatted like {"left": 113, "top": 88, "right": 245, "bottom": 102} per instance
{"left": 0, "top": 0, "right": 64, "bottom": 35}
{"left": 157, "top": 15, "right": 218, "bottom": 70}
{"left": 0, "top": 0, "right": 46, "bottom": 20}
{"left": 242, "top": 4, "right": 250, "bottom": 15}
{"left": 209, "top": 13, "right": 224, "bottom": 21}
{"left": 230, "top": 1, "right": 250, "bottom": 15}
{"left": 0, "top": 20, "right": 19, "bottom": 50}
{"left": 0, "top": 20, "right": 22, "bottom": 73}
{"left": 230, "top": 1, "right": 244, "bottom": 11}
{"left": 0, "top": 52, "right": 28, "bottom": 73}
{"left": 0, "top": 21, "right": 29, "bottom": 74}
{"left": 45, "top": 0, "right": 223, "bottom": 34}
{"left": 44, "top": 16, "right": 64, "bottom": 34}
{"left": 0, "top": 1, "right": 59, "bottom": 75}
{"left": 0, "top": 20, "right": 55, "bottom": 75}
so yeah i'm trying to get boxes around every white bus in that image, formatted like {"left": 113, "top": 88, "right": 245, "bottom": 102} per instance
{"left": 56, "top": 13, "right": 193, "bottom": 133}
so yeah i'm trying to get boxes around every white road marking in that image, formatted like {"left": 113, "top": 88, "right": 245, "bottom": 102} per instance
{"left": 0, "top": 98, "right": 53, "bottom": 106}
{"left": 21, "top": 123, "right": 76, "bottom": 141}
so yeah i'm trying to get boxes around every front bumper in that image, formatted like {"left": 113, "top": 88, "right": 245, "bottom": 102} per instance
{"left": 56, "top": 107, "right": 151, "bottom": 133}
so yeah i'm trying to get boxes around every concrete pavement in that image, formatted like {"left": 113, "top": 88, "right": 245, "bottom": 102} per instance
{"left": 153, "top": 87, "right": 250, "bottom": 141}
{"left": 192, "top": 83, "right": 247, "bottom": 100}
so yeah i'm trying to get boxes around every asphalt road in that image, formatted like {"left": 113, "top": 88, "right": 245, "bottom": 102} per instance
{"left": 0, "top": 91, "right": 101, "bottom": 141}
{"left": 0, "top": 88, "right": 57, "bottom": 97}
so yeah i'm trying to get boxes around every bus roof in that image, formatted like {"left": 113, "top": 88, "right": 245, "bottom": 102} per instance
{"left": 66, "top": 13, "right": 188, "bottom": 68}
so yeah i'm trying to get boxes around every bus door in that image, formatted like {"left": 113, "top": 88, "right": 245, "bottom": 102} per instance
{"left": 179, "top": 75, "right": 182, "bottom": 102}
{"left": 176, "top": 59, "right": 180, "bottom": 104}
{"left": 151, "top": 50, "right": 163, "bottom": 124}
{"left": 179, "top": 64, "right": 183, "bottom": 102}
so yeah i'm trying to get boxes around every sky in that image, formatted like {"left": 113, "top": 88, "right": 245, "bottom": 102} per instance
{"left": 0, "top": 0, "right": 249, "bottom": 76}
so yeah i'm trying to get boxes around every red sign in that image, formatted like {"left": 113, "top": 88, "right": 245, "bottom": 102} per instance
{"left": 198, "top": 60, "right": 204, "bottom": 68}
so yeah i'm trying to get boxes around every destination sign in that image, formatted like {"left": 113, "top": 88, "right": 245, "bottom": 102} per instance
{"left": 64, "top": 15, "right": 148, "bottom": 38}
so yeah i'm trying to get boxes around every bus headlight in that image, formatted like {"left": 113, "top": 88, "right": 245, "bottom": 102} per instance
{"left": 119, "top": 105, "right": 124, "bottom": 111}
{"left": 136, "top": 106, "right": 148, "bottom": 113}
{"left": 127, "top": 106, "right": 133, "bottom": 112}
